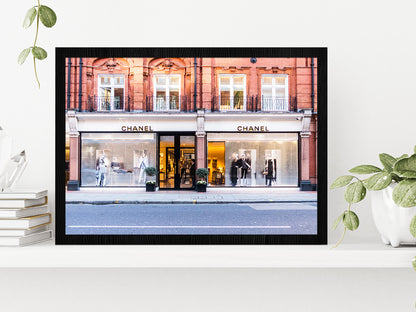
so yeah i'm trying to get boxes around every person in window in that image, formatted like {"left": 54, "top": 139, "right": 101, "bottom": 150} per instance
{"left": 190, "top": 160, "right": 196, "bottom": 187}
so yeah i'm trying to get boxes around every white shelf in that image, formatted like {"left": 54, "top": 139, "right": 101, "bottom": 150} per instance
{"left": 0, "top": 241, "right": 415, "bottom": 268}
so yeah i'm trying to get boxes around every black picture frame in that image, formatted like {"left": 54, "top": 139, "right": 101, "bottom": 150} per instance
{"left": 56, "top": 47, "right": 327, "bottom": 245}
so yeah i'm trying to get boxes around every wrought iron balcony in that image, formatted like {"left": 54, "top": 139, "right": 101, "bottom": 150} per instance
{"left": 261, "top": 97, "right": 290, "bottom": 112}
{"left": 87, "top": 96, "right": 131, "bottom": 112}
{"left": 212, "top": 95, "right": 297, "bottom": 112}
{"left": 145, "top": 95, "right": 191, "bottom": 112}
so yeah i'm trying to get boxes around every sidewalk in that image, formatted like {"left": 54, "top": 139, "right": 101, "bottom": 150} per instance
{"left": 66, "top": 187, "right": 317, "bottom": 204}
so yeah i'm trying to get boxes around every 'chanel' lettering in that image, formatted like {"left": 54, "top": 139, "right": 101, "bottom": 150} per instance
{"left": 121, "top": 125, "right": 153, "bottom": 132}
{"left": 237, "top": 125, "right": 270, "bottom": 132}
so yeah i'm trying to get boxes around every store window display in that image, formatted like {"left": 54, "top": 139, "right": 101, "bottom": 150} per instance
{"left": 207, "top": 133, "right": 298, "bottom": 187}
{"left": 81, "top": 133, "right": 156, "bottom": 187}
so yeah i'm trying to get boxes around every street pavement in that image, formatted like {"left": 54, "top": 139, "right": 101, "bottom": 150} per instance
{"left": 66, "top": 202, "right": 317, "bottom": 235}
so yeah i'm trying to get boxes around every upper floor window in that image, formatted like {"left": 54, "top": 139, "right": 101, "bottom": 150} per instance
{"left": 219, "top": 74, "right": 246, "bottom": 111}
{"left": 261, "top": 74, "right": 289, "bottom": 111}
{"left": 153, "top": 75, "right": 181, "bottom": 111}
{"left": 98, "top": 75, "right": 125, "bottom": 111}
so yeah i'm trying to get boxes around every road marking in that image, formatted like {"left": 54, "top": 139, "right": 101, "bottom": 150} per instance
{"left": 68, "top": 225, "right": 291, "bottom": 229}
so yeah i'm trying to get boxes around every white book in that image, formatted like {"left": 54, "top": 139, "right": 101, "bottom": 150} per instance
{"left": 0, "top": 230, "right": 52, "bottom": 246}
{"left": 0, "top": 205, "right": 49, "bottom": 218}
{"left": 0, "top": 213, "right": 51, "bottom": 229}
{"left": 0, "top": 225, "right": 48, "bottom": 237}
{"left": 0, "top": 197, "right": 47, "bottom": 208}
{"left": 0, "top": 190, "right": 47, "bottom": 199}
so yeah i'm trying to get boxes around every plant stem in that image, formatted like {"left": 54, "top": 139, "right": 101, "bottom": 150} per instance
{"left": 331, "top": 226, "right": 347, "bottom": 249}
{"left": 33, "top": 57, "right": 40, "bottom": 88}
{"left": 331, "top": 203, "right": 351, "bottom": 249}
{"left": 33, "top": 0, "right": 41, "bottom": 88}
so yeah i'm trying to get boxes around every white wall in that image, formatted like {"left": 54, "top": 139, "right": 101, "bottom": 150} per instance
{"left": 1, "top": 0, "right": 416, "bottom": 311}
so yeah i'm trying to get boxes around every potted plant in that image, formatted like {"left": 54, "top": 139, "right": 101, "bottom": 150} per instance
{"left": 195, "top": 168, "right": 209, "bottom": 192}
{"left": 331, "top": 145, "right": 416, "bottom": 248}
{"left": 144, "top": 166, "right": 157, "bottom": 192}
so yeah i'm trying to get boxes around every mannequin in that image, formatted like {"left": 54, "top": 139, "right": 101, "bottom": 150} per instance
{"left": 138, "top": 151, "right": 148, "bottom": 184}
{"left": 230, "top": 153, "right": 239, "bottom": 187}
{"left": 97, "top": 154, "right": 108, "bottom": 187}
{"left": 239, "top": 154, "right": 251, "bottom": 186}
{"left": 265, "top": 158, "right": 274, "bottom": 187}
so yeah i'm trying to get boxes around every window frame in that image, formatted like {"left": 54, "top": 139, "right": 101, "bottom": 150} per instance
{"left": 218, "top": 74, "right": 247, "bottom": 111}
{"left": 97, "top": 74, "right": 125, "bottom": 111}
{"left": 261, "top": 74, "right": 289, "bottom": 111}
{"left": 153, "top": 74, "right": 181, "bottom": 111}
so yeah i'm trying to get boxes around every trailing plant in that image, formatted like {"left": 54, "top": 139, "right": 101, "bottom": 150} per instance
{"left": 330, "top": 145, "right": 416, "bottom": 248}
{"left": 18, "top": 1, "right": 57, "bottom": 88}
{"left": 196, "top": 168, "right": 209, "bottom": 179}
{"left": 144, "top": 166, "right": 157, "bottom": 177}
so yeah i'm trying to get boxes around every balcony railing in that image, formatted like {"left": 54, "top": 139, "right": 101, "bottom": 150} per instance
{"left": 87, "top": 96, "right": 131, "bottom": 112}
{"left": 70, "top": 94, "right": 297, "bottom": 113}
{"left": 214, "top": 96, "right": 247, "bottom": 111}
{"left": 145, "top": 95, "right": 191, "bottom": 112}
{"left": 261, "top": 97, "right": 290, "bottom": 112}
{"left": 212, "top": 96, "right": 297, "bottom": 112}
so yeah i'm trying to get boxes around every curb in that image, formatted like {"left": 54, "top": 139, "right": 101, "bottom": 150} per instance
{"left": 66, "top": 200, "right": 318, "bottom": 205}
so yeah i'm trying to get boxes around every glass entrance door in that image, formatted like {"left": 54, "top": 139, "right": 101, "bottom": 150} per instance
{"left": 159, "top": 134, "right": 195, "bottom": 189}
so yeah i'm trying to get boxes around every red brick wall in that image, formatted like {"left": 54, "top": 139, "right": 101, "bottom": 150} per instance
{"left": 65, "top": 57, "right": 318, "bottom": 185}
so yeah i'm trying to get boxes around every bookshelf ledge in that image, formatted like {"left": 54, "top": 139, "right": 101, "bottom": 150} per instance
{"left": 0, "top": 241, "right": 414, "bottom": 268}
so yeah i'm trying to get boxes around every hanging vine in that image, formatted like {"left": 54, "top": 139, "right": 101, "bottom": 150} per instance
{"left": 18, "top": 1, "right": 57, "bottom": 88}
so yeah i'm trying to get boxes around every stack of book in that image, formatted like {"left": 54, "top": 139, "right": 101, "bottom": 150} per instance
{"left": 0, "top": 190, "right": 52, "bottom": 246}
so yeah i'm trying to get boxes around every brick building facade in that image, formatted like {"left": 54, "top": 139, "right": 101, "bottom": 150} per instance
{"left": 65, "top": 57, "right": 317, "bottom": 191}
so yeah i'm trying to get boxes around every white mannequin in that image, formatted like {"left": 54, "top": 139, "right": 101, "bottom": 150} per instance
{"left": 97, "top": 154, "right": 108, "bottom": 187}
{"left": 138, "top": 151, "right": 149, "bottom": 184}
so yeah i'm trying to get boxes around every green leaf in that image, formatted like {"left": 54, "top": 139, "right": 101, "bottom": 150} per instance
{"left": 393, "top": 154, "right": 416, "bottom": 179}
{"left": 410, "top": 215, "right": 416, "bottom": 238}
{"left": 343, "top": 211, "right": 359, "bottom": 231}
{"left": 17, "top": 48, "right": 31, "bottom": 65}
{"left": 412, "top": 257, "right": 416, "bottom": 271}
{"left": 39, "top": 5, "right": 57, "bottom": 28}
{"left": 392, "top": 179, "right": 416, "bottom": 208}
{"left": 414, "top": 146, "right": 416, "bottom": 155}
{"left": 332, "top": 212, "right": 345, "bottom": 230}
{"left": 364, "top": 171, "right": 392, "bottom": 191}
{"left": 344, "top": 181, "right": 366, "bottom": 204}
{"left": 31, "top": 46, "right": 47, "bottom": 60}
{"left": 330, "top": 175, "right": 354, "bottom": 189}
{"left": 23, "top": 7, "right": 37, "bottom": 28}
{"left": 397, "top": 154, "right": 409, "bottom": 161}
{"left": 379, "top": 153, "right": 396, "bottom": 173}
{"left": 349, "top": 165, "right": 382, "bottom": 174}
{"left": 395, "top": 171, "right": 416, "bottom": 178}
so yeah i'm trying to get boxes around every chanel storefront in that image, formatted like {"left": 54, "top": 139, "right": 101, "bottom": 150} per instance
{"left": 67, "top": 110, "right": 311, "bottom": 190}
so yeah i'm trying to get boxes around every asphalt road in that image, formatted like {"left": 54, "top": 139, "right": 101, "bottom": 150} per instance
{"left": 66, "top": 202, "right": 317, "bottom": 235}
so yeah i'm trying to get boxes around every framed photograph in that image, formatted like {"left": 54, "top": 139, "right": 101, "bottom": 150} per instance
{"left": 56, "top": 47, "right": 327, "bottom": 244}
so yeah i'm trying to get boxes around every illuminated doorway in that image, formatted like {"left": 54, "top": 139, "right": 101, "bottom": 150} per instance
{"left": 159, "top": 134, "right": 195, "bottom": 189}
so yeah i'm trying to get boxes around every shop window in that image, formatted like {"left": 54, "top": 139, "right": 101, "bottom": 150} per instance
{"left": 153, "top": 75, "right": 181, "bottom": 111}
{"left": 80, "top": 133, "right": 156, "bottom": 187}
{"left": 97, "top": 75, "right": 125, "bottom": 111}
{"left": 207, "top": 133, "right": 298, "bottom": 187}
{"left": 219, "top": 74, "right": 246, "bottom": 111}
{"left": 261, "top": 74, "right": 289, "bottom": 111}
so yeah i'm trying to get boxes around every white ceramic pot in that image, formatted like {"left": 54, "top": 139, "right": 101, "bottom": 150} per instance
{"left": 370, "top": 184, "right": 416, "bottom": 247}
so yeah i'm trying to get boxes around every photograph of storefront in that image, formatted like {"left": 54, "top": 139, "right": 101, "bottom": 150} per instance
{"left": 65, "top": 57, "right": 318, "bottom": 191}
